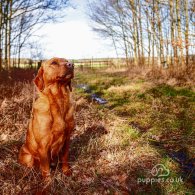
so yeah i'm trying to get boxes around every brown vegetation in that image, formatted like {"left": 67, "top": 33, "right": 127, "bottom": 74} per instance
{"left": 0, "top": 66, "right": 194, "bottom": 194}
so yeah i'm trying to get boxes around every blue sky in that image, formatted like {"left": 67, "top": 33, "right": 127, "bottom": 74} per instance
{"left": 37, "top": 0, "right": 116, "bottom": 59}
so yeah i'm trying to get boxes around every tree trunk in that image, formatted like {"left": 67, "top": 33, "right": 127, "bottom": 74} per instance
{"left": 146, "top": 9, "right": 151, "bottom": 66}
{"left": 7, "top": 0, "right": 12, "bottom": 70}
{"left": 119, "top": 15, "right": 129, "bottom": 66}
{"left": 0, "top": 2, "right": 2, "bottom": 71}
{"left": 184, "top": 0, "right": 189, "bottom": 69}
{"left": 156, "top": 1, "right": 165, "bottom": 67}
{"left": 4, "top": 1, "right": 8, "bottom": 70}
{"left": 138, "top": 0, "right": 144, "bottom": 64}
{"left": 170, "top": 0, "right": 178, "bottom": 67}
{"left": 134, "top": 0, "right": 140, "bottom": 65}
{"left": 152, "top": 0, "right": 155, "bottom": 67}
{"left": 176, "top": 0, "right": 184, "bottom": 67}
{"left": 130, "top": 0, "right": 138, "bottom": 65}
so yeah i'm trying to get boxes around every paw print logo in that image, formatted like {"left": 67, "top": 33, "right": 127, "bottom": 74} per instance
{"left": 151, "top": 164, "right": 170, "bottom": 177}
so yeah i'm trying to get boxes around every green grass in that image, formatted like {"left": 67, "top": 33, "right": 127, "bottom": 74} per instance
{"left": 147, "top": 84, "right": 195, "bottom": 101}
{"left": 1, "top": 67, "right": 194, "bottom": 194}
{"left": 74, "top": 68, "right": 195, "bottom": 194}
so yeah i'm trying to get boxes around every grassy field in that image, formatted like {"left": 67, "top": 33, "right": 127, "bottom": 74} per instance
{"left": 0, "top": 67, "right": 194, "bottom": 194}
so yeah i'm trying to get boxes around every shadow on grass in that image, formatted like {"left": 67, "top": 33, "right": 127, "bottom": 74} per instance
{"left": 141, "top": 84, "right": 195, "bottom": 186}
{"left": 64, "top": 158, "right": 164, "bottom": 194}
{"left": 0, "top": 140, "right": 45, "bottom": 194}
{"left": 107, "top": 98, "right": 130, "bottom": 110}
{"left": 147, "top": 84, "right": 195, "bottom": 101}
{"left": 145, "top": 85, "right": 194, "bottom": 140}
{"left": 70, "top": 124, "right": 108, "bottom": 162}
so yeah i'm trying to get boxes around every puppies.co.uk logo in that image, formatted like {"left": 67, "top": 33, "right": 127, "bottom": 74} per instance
{"left": 151, "top": 164, "right": 170, "bottom": 177}
{"left": 137, "top": 164, "right": 183, "bottom": 184}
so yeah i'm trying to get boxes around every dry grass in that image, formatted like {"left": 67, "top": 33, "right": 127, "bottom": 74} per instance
{"left": 102, "top": 65, "right": 195, "bottom": 87}
{"left": 0, "top": 67, "right": 194, "bottom": 194}
{"left": 0, "top": 81, "right": 158, "bottom": 194}
{"left": 0, "top": 75, "right": 159, "bottom": 194}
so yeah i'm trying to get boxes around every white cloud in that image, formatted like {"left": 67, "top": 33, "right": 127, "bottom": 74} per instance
{"left": 36, "top": 1, "right": 117, "bottom": 59}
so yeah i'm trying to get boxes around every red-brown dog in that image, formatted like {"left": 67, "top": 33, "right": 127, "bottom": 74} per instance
{"left": 19, "top": 57, "right": 74, "bottom": 177}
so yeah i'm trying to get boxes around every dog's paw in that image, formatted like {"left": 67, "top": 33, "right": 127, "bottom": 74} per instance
{"left": 62, "top": 165, "right": 72, "bottom": 176}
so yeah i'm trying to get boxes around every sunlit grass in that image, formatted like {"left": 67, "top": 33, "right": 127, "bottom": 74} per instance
{"left": 0, "top": 67, "right": 194, "bottom": 194}
{"left": 74, "top": 68, "right": 195, "bottom": 194}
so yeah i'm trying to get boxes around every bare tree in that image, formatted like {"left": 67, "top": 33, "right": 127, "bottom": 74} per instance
{"left": 88, "top": 0, "right": 194, "bottom": 71}
{"left": 0, "top": 0, "right": 69, "bottom": 71}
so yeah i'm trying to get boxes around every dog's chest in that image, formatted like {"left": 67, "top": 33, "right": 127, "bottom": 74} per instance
{"left": 54, "top": 86, "right": 69, "bottom": 112}
{"left": 48, "top": 86, "right": 70, "bottom": 151}
{"left": 55, "top": 95, "right": 69, "bottom": 118}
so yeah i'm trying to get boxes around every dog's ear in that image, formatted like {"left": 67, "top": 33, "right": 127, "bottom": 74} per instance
{"left": 68, "top": 81, "right": 72, "bottom": 92}
{"left": 34, "top": 66, "right": 44, "bottom": 91}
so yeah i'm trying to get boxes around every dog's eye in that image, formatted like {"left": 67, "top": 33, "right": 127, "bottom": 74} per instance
{"left": 51, "top": 61, "right": 58, "bottom": 66}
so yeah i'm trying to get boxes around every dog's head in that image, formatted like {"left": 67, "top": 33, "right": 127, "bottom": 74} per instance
{"left": 34, "top": 57, "right": 74, "bottom": 91}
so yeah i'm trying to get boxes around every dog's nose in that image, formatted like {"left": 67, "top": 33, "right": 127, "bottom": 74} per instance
{"left": 66, "top": 62, "right": 74, "bottom": 69}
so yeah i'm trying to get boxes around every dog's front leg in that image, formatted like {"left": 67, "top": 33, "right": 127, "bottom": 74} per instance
{"left": 61, "top": 133, "right": 72, "bottom": 175}
{"left": 38, "top": 146, "right": 50, "bottom": 178}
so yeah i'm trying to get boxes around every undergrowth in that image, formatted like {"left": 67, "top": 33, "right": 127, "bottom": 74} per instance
{"left": 0, "top": 67, "right": 194, "bottom": 194}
